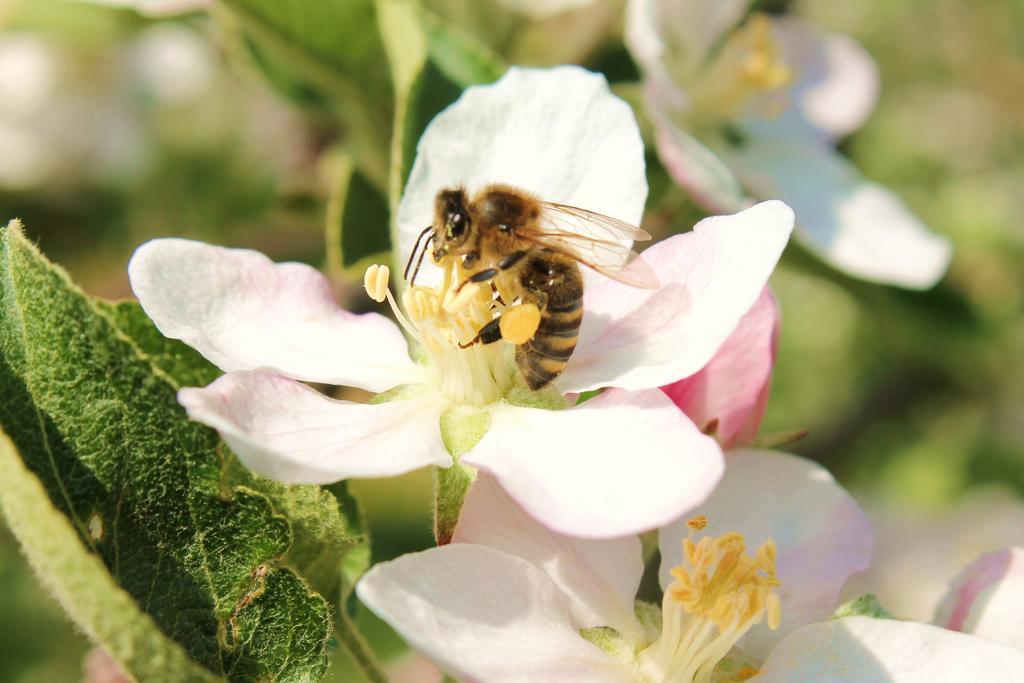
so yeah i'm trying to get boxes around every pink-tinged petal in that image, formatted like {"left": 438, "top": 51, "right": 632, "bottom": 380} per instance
{"left": 771, "top": 18, "right": 879, "bottom": 141}
{"left": 661, "top": 287, "right": 779, "bottom": 448}
{"left": 397, "top": 66, "right": 646, "bottom": 286}
{"left": 652, "top": 117, "right": 748, "bottom": 214}
{"left": 660, "top": 450, "right": 873, "bottom": 660}
{"left": 934, "top": 547, "right": 1024, "bottom": 650}
{"left": 454, "top": 473, "right": 646, "bottom": 646}
{"left": 129, "top": 239, "right": 419, "bottom": 392}
{"left": 463, "top": 388, "right": 723, "bottom": 539}
{"left": 356, "top": 545, "right": 635, "bottom": 683}
{"left": 559, "top": 200, "right": 793, "bottom": 393}
{"left": 724, "top": 135, "right": 952, "bottom": 289}
{"left": 177, "top": 371, "right": 450, "bottom": 484}
{"left": 752, "top": 616, "right": 1024, "bottom": 682}
{"left": 387, "top": 654, "right": 443, "bottom": 683}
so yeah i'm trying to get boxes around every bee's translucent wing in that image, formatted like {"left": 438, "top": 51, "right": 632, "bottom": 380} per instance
{"left": 519, "top": 203, "right": 660, "bottom": 289}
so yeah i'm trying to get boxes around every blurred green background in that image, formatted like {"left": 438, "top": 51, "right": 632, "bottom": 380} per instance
{"left": 0, "top": 0, "right": 1021, "bottom": 679}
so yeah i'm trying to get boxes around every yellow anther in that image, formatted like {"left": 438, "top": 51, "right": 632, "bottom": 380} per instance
{"left": 739, "top": 15, "right": 792, "bottom": 91}
{"left": 499, "top": 303, "right": 541, "bottom": 345}
{"left": 443, "top": 282, "right": 483, "bottom": 313}
{"left": 363, "top": 264, "right": 390, "bottom": 303}
{"left": 403, "top": 287, "right": 440, "bottom": 322}
{"left": 766, "top": 593, "right": 782, "bottom": 630}
{"left": 638, "top": 522, "right": 782, "bottom": 682}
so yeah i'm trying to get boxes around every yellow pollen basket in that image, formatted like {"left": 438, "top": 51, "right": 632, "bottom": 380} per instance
{"left": 499, "top": 303, "right": 541, "bottom": 345}
{"left": 363, "top": 260, "right": 517, "bottom": 405}
{"left": 638, "top": 517, "right": 781, "bottom": 683}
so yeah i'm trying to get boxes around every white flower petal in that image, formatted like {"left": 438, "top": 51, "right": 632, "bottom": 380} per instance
{"left": 626, "top": 0, "right": 751, "bottom": 78}
{"left": 463, "top": 388, "right": 723, "bottom": 539}
{"left": 357, "top": 545, "right": 635, "bottom": 683}
{"left": 396, "top": 66, "right": 647, "bottom": 286}
{"left": 660, "top": 450, "right": 873, "bottom": 660}
{"left": 177, "top": 371, "right": 450, "bottom": 483}
{"left": 934, "top": 547, "right": 1024, "bottom": 651}
{"left": 724, "top": 135, "right": 952, "bottom": 289}
{"left": 454, "top": 473, "right": 646, "bottom": 646}
{"left": 753, "top": 616, "right": 1024, "bottom": 682}
{"left": 772, "top": 18, "right": 880, "bottom": 141}
{"left": 129, "top": 238, "right": 419, "bottom": 392}
{"left": 559, "top": 200, "right": 793, "bottom": 393}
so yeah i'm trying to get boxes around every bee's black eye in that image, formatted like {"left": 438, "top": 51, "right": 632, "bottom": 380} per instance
{"left": 447, "top": 210, "right": 468, "bottom": 237}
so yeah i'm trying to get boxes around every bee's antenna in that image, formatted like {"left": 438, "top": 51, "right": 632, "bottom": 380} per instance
{"left": 409, "top": 233, "right": 433, "bottom": 286}
{"left": 404, "top": 225, "right": 433, "bottom": 281}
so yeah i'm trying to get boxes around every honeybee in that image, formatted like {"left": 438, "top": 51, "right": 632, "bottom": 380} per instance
{"left": 404, "top": 183, "right": 659, "bottom": 390}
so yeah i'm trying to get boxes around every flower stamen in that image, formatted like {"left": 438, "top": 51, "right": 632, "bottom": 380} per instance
{"left": 688, "top": 14, "right": 793, "bottom": 124}
{"left": 639, "top": 517, "right": 781, "bottom": 683}
{"left": 364, "top": 262, "right": 516, "bottom": 405}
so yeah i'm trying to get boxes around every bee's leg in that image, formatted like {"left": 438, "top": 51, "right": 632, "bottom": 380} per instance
{"left": 459, "top": 317, "right": 503, "bottom": 348}
{"left": 458, "top": 303, "right": 541, "bottom": 349}
{"left": 454, "top": 250, "right": 529, "bottom": 293}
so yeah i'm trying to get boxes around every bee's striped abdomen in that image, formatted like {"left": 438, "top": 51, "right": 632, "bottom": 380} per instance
{"left": 515, "top": 253, "right": 583, "bottom": 390}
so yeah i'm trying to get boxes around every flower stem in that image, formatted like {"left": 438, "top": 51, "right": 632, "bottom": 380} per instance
{"left": 336, "top": 609, "right": 390, "bottom": 683}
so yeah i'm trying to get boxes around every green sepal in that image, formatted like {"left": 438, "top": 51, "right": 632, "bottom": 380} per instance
{"left": 832, "top": 593, "right": 893, "bottom": 620}
{"left": 579, "top": 626, "right": 635, "bottom": 664}
{"left": 433, "top": 403, "right": 490, "bottom": 545}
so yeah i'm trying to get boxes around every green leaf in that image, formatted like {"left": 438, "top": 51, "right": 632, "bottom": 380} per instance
{"left": 216, "top": 0, "right": 393, "bottom": 188}
{"left": 376, "top": 0, "right": 505, "bottom": 274}
{"left": 92, "top": 298, "right": 370, "bottom": 609}
{"left": 223, "top": 459, "right": 369, "bottom": 606}
{"left": 95, "top": 299, "right": 221, "bottom": 389}
{"left": 323, "top": 150, "right": 392, "bottom": 280}
{"left": 0, "top": 429, "right": 219, "bottom": 683}
{"left": 0, "top": 221, "right": 331, "bottom": 681}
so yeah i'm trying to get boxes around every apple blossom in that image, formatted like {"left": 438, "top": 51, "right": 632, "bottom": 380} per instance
{"left": 359, "top": 451, "right": 977, "bottom": 682}
{"left": 625, "top": 0, "right": 952, "bottom": 289}
{"left": 130, "top": 66, "right": 794, "bottom": 540}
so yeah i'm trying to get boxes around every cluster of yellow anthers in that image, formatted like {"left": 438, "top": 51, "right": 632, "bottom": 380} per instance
{"left": 692, "top": 14, "right": 793, "bottom": 123}
{"left": 735, "top": 15, "right": 792, "bottom": 93}
{"left": 363, "top": 262, "right": 516, "bottom": 405}
{"left": 638, "top": 516, "right": 781, "bottom": 683}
